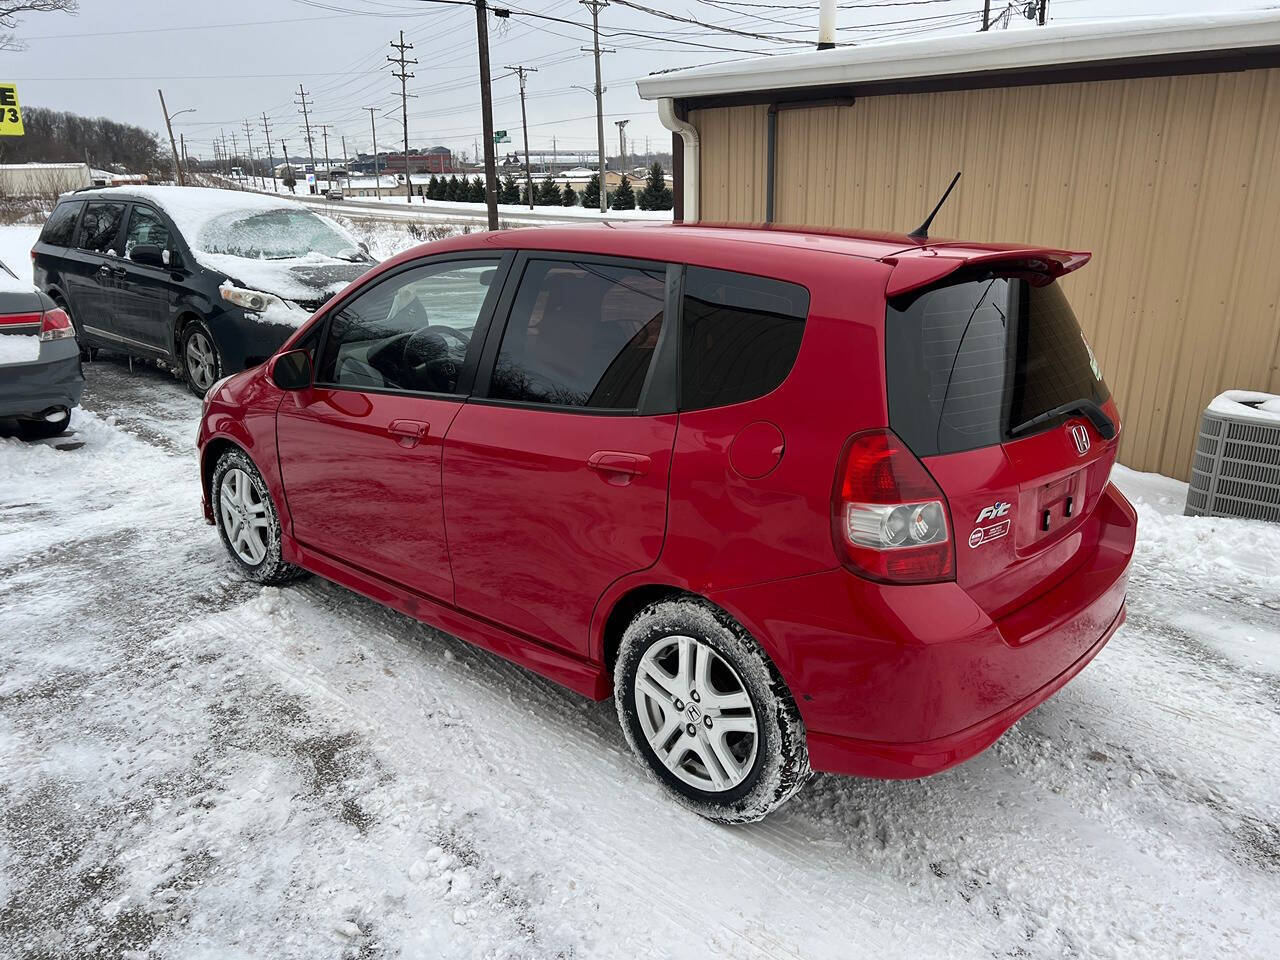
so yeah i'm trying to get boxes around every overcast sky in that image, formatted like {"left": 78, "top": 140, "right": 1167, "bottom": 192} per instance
{"left": 3, "top": 0, "right": 1274, "bottom": 167}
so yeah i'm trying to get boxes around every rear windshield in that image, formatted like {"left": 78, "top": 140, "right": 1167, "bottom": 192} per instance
{"left": 886, "top": 274, "right": 1109, "bottom": 456}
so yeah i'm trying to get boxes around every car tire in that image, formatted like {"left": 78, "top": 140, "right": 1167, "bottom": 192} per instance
{"left": 614, "top": 598, "right": 811, "bottom": 823}
{"left": 17, "top": 407, "right": 71, "bottom": 440}
{"left": 211, "top": 447, "right": 306, "bottom": 586}
{"left": 181, "top": 320, "right": 221, "bottom": 398}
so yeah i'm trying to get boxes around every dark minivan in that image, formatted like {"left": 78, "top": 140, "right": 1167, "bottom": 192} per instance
{"left": 32, "top": 186, "right": 375, "bottom": 397}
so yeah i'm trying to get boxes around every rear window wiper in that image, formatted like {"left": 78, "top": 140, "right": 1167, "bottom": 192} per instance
{"left": 1008, "top": 398, "right": 1116, "bottom": 440}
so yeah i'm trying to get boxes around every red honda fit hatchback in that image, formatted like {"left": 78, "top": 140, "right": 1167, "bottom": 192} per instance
{"left": 197, "top": 223, "right": 1136, "bottom": 822}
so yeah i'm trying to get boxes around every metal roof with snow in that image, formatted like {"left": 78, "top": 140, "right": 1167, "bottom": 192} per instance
{"left": 635, "top": 11, "right": 1280, "bottom": 102}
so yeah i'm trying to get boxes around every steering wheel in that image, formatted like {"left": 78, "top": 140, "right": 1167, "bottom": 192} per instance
{"left": 401, "top": 325, "right": 471, "bottom": 391}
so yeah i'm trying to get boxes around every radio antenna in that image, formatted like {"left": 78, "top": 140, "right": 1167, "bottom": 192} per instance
{"left": 908, "top": 171, "right": 962, "bottom": 240}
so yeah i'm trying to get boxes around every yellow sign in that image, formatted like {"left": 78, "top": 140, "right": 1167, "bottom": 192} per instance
{"left": 0, "top": 84, "right": 23, "bottom": 136}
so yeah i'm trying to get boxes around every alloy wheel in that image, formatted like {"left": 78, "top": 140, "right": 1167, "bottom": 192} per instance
{"left": 185, "top": 330, "right": 217, "bottom": 392}
{"left": 633, "top": 635, "right": 759, "bottom": 793}
{"left": 218, "top": 467, "right": 270, "bottom": 566}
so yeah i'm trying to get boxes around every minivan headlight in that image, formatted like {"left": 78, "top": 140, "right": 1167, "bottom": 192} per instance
{"left": 220, "top": 284, "right": 286, "bottom": 314}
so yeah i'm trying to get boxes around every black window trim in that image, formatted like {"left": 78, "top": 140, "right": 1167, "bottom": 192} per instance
{"left": 310, "top": 249, "right": 514, "bottom": 401}
{"left": 470, "top": 249, "right": 680, "bottom": 418}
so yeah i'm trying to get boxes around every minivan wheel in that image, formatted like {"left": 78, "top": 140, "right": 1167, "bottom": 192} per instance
{"left": 211, "top": 448, "right": 306, "bottom": 585}
{"left": 615, "top": 599, "right": 810, "bottom": 823}
{"left": 181, "top": 321, "right": 221, "bottom": 398}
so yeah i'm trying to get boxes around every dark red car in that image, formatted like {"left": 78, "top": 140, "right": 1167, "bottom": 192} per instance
{"left": 197, "top": 224, "right": 1136, "bottom": 823}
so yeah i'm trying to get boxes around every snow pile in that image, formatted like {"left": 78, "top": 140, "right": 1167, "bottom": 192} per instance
{"left": 1207, "top": 389, "right": 1280, "bottom": 424}
{"left": 0, "top": 262, "right": 36, "bottom": 293}
{"left": 0, "top": 333, "right": 40, "bottom": 364}
{"left": 0, "top": 223, "right": 41, "bottom": 283}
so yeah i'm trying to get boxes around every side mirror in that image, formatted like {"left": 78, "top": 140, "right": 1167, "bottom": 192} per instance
{"left": 129, "top": 243, "right": 165, "bottom": 267}
{"left": 271, "top": 349, "right": 312, "bottom": 391}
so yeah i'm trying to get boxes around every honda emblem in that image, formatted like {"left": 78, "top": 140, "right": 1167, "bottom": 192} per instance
{"left": 1070, "top": 423, "right": 1090, "bottom": 456}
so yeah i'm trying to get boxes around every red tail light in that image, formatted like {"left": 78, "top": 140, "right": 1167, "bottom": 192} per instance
{"left": 0, "top": 311, "right": 42, "bottom": 328}
{"left": 831, "top": 429, "right": 954, "bottom": 584}
{"left": 39, "top": 307, "right": 75, "bottom": 342}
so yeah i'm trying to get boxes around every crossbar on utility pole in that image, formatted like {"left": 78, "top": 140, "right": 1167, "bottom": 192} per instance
{"left": 261, "top": 114, "right": 278, "bottom": 193}
{"left": 581, "top": 1, "right": 613, "bottom": 213}
{"left": 475, "top": 0, "right": 499, "bottom": 229}
{"left": 389, "top": 30, "right": 418, "bottom": 204}
{"left": 505, "top": 64, "right": 538, "bottom": 209}
{"left": 365, "top": 107, "right": 382, "bottom": 200}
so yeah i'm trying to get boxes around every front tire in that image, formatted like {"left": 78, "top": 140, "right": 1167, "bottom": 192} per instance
{"left": 615, "top": 598, "right": 810, "bottom": 823}
{"left": 211, "top": 448, "right": 306, "bottom": 585}
{"left": 181, "top": 320, "right": 221, "bottom": 398}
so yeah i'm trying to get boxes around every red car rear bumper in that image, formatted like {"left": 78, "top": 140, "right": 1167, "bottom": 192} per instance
{"left": 711, "top": 483, "right": 1137, "bottom": 779}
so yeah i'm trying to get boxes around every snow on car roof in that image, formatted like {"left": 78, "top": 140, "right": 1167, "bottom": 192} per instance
{"left": 97, "top": 185, "right": 318, "bottom": 245}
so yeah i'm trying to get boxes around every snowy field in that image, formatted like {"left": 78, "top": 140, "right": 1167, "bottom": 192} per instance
{"left": 2, "top": 221, "right": 1280, "bottom": 958}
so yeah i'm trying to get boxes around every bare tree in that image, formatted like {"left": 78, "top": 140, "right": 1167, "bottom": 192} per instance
{"left": 0, "top": 1, "right": 78, "bottom": 52}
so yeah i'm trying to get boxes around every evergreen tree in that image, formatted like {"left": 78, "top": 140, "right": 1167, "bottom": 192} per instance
{"left": 499, "top": 174, "right": 520, "bottom": 205}
{"left": 561, "top": 182, "right": 577, "bottom": 206}
{"left": 426, "top": 174, "right": 440, "bottom": 199}
{"left": 282, "top": 168, "right": 296, "bottom": 194}
{"left": 520, "top": 182, "right": 531, "bottom": 206}
{"left": 611, "top": 175, "right": 636, "bottom": 211}
{"left": 469, "top": 176, "right": 486, "bottom": 203}
{"left": 637, "top": 162, "right": 673, "bottom": 211}
{"left": 581, "top": 173, "right": 601, "bottom": 210}
{"left": 536, "top": 176, "right": 560, "bottom": 205}
{"left": 445, "top": 175, "right": 460, "bottom": 201}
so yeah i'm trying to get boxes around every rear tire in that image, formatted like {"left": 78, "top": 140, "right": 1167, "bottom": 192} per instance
{"left": 615, "top": 598, "right": 810, "bottom": 823}
{"left": 211, "top": 448, "right": 306, "bottom": 585}
{"left": 181, "top": 320, "right": 221, "bottom": 398}
{"left": 17, "top": 407, "right": 71, "bottom": 440}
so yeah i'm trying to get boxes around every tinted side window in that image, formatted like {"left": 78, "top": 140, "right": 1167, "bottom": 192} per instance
{"left": 77, "top": 201, "right": 126, "bottom": 254}
{"left": 488, "top": 259, "right": 666, "bottom": 410}
{"left": 680, "top": 267, "right": 808, "bottom": 411}
{"left": 40, "top": 201, "right": 82, "bottom": 247}
{"left": 124, "top": 205, "right": 171, "bottom": 256}
{"left": 317, "top": 258, "right": 498, "bottom": 394}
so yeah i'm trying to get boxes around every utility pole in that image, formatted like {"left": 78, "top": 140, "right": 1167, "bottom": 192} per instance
{"left": 982, "top": 0, "right": 991, "bottom": 30}
{"left": 365, "top": 107, "right": 382, "bottom": 200}
{"left": 282, "top": 141, "right": 294, "bottom": 194}
{"left": 581, "top": 1, "right": 613, "bottom": 213}
{"left": 295, "top": 84, "right": 317, "bottom": 191}
{"left": 261, "top": 113, "right": 278, "bottom": 193}
{"left": 179, "top": 133, "right": 187, "bottom": 176}
{"left": 230, "top": 129, "right": 239, "bottom": 180}
{"left": 474, "top": 0, "right": 499, "bottom": 229}
{"left": 157, "top": 89, "right": 187, "bottom": 186}
{"left": 340, "top": 134, "right": 348, "bottom": 175}
{"left": 319, "top": 124, "right": 332, "bottom": 193}
{"left": 389, "top": 30, "right": 417, "bottom": 203}
{"left": 615, "top": 118, "right": 629, "bottom": 178}
{"left": 242, "top": 119, "right": 257, "bottom": 187}
{"left": 1038, "top": 0, "right": 1047, "bottom": 26}
{"left": 505, "top": 64, "right": 538, "bottom": 209}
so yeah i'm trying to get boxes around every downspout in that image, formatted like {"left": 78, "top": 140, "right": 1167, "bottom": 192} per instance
{"left": 657, "top": 97, "right": 699, "bottom": 223}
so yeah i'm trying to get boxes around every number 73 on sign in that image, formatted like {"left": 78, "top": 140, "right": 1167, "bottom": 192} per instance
{"left": 0, "top": 84, "right": 24, "bottom": 136}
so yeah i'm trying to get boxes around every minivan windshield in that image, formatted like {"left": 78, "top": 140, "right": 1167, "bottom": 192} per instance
{"left": 886, "top": 274, "right": 1110, "bottom": 457}
{"left": 195, "top": 208, "right": 363, "bottom": 262}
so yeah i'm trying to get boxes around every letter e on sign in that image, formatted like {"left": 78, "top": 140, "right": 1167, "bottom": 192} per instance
{"left": 0, "top": 84, "right": 24, "bottom": 136}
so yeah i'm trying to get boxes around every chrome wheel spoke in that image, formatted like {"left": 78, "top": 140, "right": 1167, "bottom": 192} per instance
{"left": 633, "top": 634, "right": 758, "bottom": 794}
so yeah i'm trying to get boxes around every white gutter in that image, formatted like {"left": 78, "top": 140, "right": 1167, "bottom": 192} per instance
{"left": 657, "top": 98, "right": 699, "bottom": 224}
{"left": 635, "top": 10, "right": 1280, "bottom": 101}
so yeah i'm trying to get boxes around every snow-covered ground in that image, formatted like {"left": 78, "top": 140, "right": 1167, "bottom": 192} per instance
{"left": 2, "top": 215, "right": 1280, "bottom": 958}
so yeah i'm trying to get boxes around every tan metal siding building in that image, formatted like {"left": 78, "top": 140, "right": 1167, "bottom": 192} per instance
{"left": 641, "top": 14, "right": 1280, "bottom": 480}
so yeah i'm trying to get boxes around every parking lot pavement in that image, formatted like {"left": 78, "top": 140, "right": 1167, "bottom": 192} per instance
{"left": 1, "top": 356, "right": 1278, "bottom": 959}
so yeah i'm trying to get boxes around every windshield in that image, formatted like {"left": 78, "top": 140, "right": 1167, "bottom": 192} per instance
{"left": 195, "top": 208, "right": 360, "bottom": 261}
{"left": 886, "top": 273, "right": 1110, "bottom": 457}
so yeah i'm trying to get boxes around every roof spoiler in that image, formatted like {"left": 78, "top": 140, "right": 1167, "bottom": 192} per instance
{"left": 882, "top": 247, "right": 1091, "bottom": 298}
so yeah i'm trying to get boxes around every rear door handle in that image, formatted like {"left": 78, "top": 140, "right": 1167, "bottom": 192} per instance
{"left": 587, "top": 450, "right": 651, "bottom": 484}
{"left": 388, "top": 419, "right": 429, "bottom": 448}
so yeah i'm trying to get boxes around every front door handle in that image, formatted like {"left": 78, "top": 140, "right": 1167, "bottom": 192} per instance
{"left": 587, "top": 450, "right": 651, "bottom": 485}
{"left": 388, "top": 419, "right": 429, "bottom": 448}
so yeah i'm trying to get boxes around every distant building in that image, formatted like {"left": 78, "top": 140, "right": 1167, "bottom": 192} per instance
{"left": 0, "top": 162, "right": 146, "bottom": 196}
{"left": 382, "top": 146, "right": 453, "bottom": 175}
